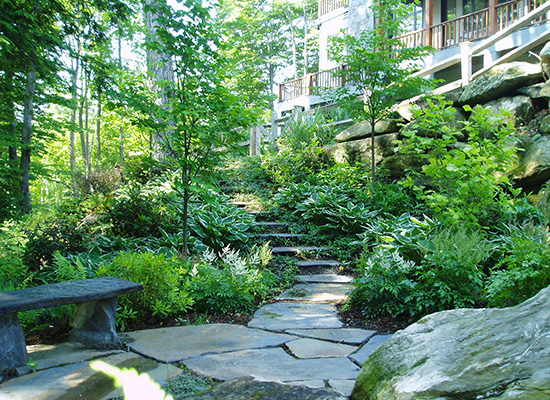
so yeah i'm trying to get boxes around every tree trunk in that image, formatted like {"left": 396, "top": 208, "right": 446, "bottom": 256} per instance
{"left": 303, "top": 0, "right": 309, "bottom": 76}
{"left": 96, "top": 88, "right": 102, "bottom": 167}
{"left": 70, "top": 53, "right": 79, "bottom": 195}
{"left": 118, "top": 26, "right": 125, "bottom": 167}
{"left": 20, "top": 70, "right": 37, "bottom": 214}
{"left": 144, "top": 0, "right": 175, "bottom": 159}
{"left": 284, "top": 8, "right": 298, "bottom": 79}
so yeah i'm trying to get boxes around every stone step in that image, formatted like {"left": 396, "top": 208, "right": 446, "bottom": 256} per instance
{"left": 297, "top": 274, "right": 354, "bottom": 284}
{"left": 295, "top": 260, "right": 342, "bottom": 268}
{"left": 259, "top": 233, "right": 304, "bottom": 239}
{"left": 276, "top": 283, "right": 353, "bottom": 303}
{"left": 232, "top": 201, "right": 253, "bottom": 208}
{"left": 272, "top": 246, "right": 330, "bottom": 256}
{"left": 254, "top": 222, "right": 288, "bottom": 230}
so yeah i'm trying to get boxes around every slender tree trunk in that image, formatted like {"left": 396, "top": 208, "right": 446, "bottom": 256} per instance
{"left": 70, "top": 52, "right": 80, "bottom": 195}
{"left": 118, "top": 26, "right": 125, "bottom": 167}
{"left": 284, "top": 9, "right": 298, "bottom": 79}
{"left": 96, "top": 88, "right": 102, "bottom": 167}
{"left": 119, "top": 125, "right": 124, "bottom": 166}
{"left": 144, "top": 0, "right": 175, "bottom": 159}
{"left": 303, "top": 0, "right": 309, "bottom": 76}
{"left": 20, "top": 70, "right": 37, "bottom": 214}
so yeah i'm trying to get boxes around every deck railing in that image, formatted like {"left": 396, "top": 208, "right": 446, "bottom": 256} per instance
{"left": 318, "top": 0, "right": 348, "bottom": 17}
{"left": 280, "top": 0, "right": 548, "bottom": 102}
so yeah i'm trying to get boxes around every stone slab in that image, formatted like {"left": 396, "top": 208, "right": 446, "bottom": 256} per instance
{"left": 297, "top": 275, "right": 353, "bottom": 284}
{"left": 0, "top": 278, "right": 143, "bottom": 315}
{"left": 349, "top": 334, "right": 394, "bottom": 365}
{"left": 121, "top": 323, "right": 297, "bottom": 363}
{"left": 26, "top": 342, "right": 123, "bottom": 371}
{"left": 179, "top": 376, "right": 347, "bottom": 400}
{"left": 248, "top": 302, "right": 343, "bottom": 331}
{"left": 329, "top": 379, "right": 356, "bottom": 397}
{"left": 285, "top": 328, "right": 377, "bottom": 345}
{"left": 0, "top": 351, "right": 182, "bottom": 400}
{"left": 276, "top": 283, "right": 353, "bottom": 303}
{"left": 295, "top": 260, "right": 341, "bottom": 268}
{"left": 272, "top": 247, "right": 330, "bottom": 256}
{"left": 259, "top": 233, "right": 304, "bottom": 239}
{"left": 285, "top": 380, "right": 327, "bottom": 389}
{"left": 183, "top": 347, "right": 360, "bottom": 382}
{"left": 286, "top": 338, "right": 357, "bottom": 358}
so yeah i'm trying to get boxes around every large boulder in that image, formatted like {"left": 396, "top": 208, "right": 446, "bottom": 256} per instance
{"left": 541, "top": 41, "right": 550, "bottom": 78}
{"left": 482, "top": 95, "right": 535, "bottom": 127}
{"left": 459, "top": 62, "right": 543, "bottom": 105}
{"left": 324, "top": 133, "right": 397, "bottom": 164}
{"left": 335, "top": 120, "right": 400, "bottom": 143}
{"left": 513, "top": 135, "right": 550, "bottom": 185}
{"left": 351, "top": 286, "right": 550, "bottom": 400}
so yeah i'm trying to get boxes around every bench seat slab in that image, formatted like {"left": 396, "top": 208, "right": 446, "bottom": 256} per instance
{"left": 0, "top": 314, "right": 28, "bottom": 370}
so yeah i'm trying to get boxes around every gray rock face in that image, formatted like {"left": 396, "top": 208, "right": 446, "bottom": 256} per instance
{"left": 513, "top": 136, "right": 550, "bottom": 185}
{"left": 335, "top": 119, "right": 400, "bottom": 143}
{"left": 541, "top": 41, "right": 550, "bottom": 78}
{"left": 324, "top": 133, "right": 397, "bottom": 164}
{"left": 482, "top": 95, "right": 535, "bottom": 127}
{"left": 181, "top": 376, "right": 348, "bottom": 400}
{"left": 459, "top": 62, "right": 543, "bottom": 105}
{"left": 351, "top": 286, "right": 550, "bottom": 400}
{"left": 541, "top": 114, "right": 550, "bottom": 135}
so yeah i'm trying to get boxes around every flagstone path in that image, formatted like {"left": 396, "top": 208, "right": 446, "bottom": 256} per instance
{"left": 0, "top": 213, "right": 393, "bottom": 399}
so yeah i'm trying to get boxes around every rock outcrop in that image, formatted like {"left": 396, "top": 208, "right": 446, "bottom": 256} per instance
{"left": 324, "top": 47, "right": 550, "bottom": 185}
{"left": 351, "top": 286, "right": 550, "bottom": 400}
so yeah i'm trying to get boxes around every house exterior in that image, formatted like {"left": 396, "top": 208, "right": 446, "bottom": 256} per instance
{"left": 273, "top": 0, "right": 550, "bottom": 123}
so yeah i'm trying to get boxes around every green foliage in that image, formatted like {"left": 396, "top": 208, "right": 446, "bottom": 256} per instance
{"left": 400, "top": 97, "right": 518, "bottom": 229}
{"left": 124, "top": 156, "right": 168, "bottom": 185}
{"left": 107, "top": 182, "right": 175, "bottom": 238}
{"left": 261, "top": 109, "right": 329, "bottom": 186}
{"left": 23, "top": 220, "right": 90, "bottom": 273}
{"left": 96, "top": 252, "right": 193, "bottom": 325}
{"left": 0, "top": 221, "right": 29, "bottom": 290}
{"left": 351, "top": 215, "right": 494, "bottom": 319}
{"left": 487, "top": 223, "right": 550, "bottom": 307}
{"left": 75, "top": 168, "right": 123, "bottom": 196}
{"left": 190, "top": 199, "right": 255, "bottom": 255}
{"left": 189, "top": 245, "right": 276, "bottom": 314}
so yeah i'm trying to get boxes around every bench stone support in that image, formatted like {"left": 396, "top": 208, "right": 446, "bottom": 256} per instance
{"left": 0, "top": 314, "right": 28, "bottom": 370}
{"left": 70, "top": 297, "right": 122, "bottom": 349}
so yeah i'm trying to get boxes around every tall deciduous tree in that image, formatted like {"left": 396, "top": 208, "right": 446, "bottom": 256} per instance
{"left": 145, "top": 0, "right": 257, "bottom": 256}
{"left": 327, "top": 0, "right": 434, "bottom": 183}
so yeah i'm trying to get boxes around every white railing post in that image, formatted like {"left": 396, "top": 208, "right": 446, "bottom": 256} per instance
{"left": 460, "top": 41, "right": 473, "bottom": 86}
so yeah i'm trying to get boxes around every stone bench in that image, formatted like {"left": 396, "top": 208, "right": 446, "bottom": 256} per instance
{"left": 0, "top": 277, "right": 143, "bottom": 370}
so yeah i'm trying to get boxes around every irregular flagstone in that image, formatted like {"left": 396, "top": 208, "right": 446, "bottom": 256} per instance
{"left": 286, "top": 338, "right": 357, "bottom": 358}
{"left": 248, "top": 302, "right": 343, "bottom": 331}
{"left": 182, "top": 347, "right": 360, "bottom": 382}
{"left": 285, "top": 328, "right": 377, "bottom": 345}
{"left": 0, "top": 351, "right": 181, "bottom": 400}
{"left": 26, "top": 342, "right": 123, "bottom": 372}
{"left": 297, "top": 274, "right": 353, "bottom": 284}
{"left": 285, "top": 380, "right": 327, "bottom": 389}
{"left": 349, "top": 334, "right": 394, "bottom": 366}
{"left": 180, "top": 376, "right": 347, "bottom": 400}
{"left": 121, "top": 323, "right": 297, "bottom": 363}
{"left": 276, "top": 283, "right": 353, "bottom": 303}
{"left": 329, "top": 379, "right": 357, "bottom": 397}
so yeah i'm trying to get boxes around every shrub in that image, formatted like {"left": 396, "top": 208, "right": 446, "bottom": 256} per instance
{"left": 189, "top": 245, "right": 276, "bottom": 314}
{"left": 75, "top": 167, "right": 123, "bottom": 196}
{"left": 95, "top": 252, "right": 193, "bottom": 326}
{"left": 399, "top": 97, "right": 518, "bottom": 230}
{"left": 351, "top": 216, "right": 494, "bottom": 320}
{"left": 487, "top": 223, "right": 550, "bottom": 307}
{"left": 0, "top": 221, "right": 29, "bottom": 290}
{"left": 190, "top": 199, "right": 254, "bottom": 255}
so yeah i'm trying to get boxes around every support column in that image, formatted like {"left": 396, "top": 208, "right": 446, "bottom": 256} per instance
{"left": 70, "top": 298, "right": 122, "bottom": 349}
{"left": 0, "top": 314, "right": 28, "bottom": 370}
{"left": 488, "top": 0, "right": 496, "bottom": 35}
{"left": 460, "top": 41, "right": 473, "bottom": 86}
{"left": 424, "top": 0, "right": 433, "bottom": 47}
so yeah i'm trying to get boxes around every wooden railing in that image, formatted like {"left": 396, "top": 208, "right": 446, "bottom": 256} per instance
{"left": 496, "top": 0, "right": 547, "bottom": 29}
{"left": 318, "top": 0, "right": 348, "bottom": 17}
{"left": 431, "top": 9, "right": 489, "bottom": 50}
{"left": 398, "top": 29, "right": 426, "bottom": 48}
{"left": 278, "top": 66, "right": 346, "bottom": 102}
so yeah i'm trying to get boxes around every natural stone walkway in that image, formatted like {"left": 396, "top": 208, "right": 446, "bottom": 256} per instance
{"left": 0, "top": 214, "right": 393, "bottom": 399}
